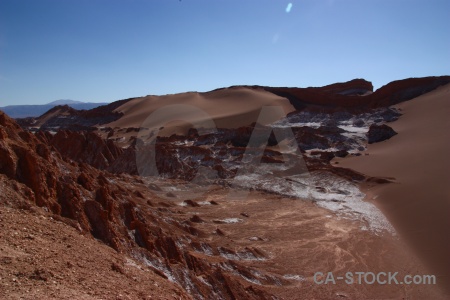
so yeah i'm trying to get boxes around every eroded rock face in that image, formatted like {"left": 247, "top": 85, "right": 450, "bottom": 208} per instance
{"left": 1, "top": 110, "right": 280, "bottom": 299}
{"left": 367, "top": 124, "right": 398, "bottom": 144}
{"left": 39, "top": 118, "right": 374, "bottom": 184}
{"left": 37, "top": 130, "right": 123, "bottom": 170}
{"left": 15, "top": 98, "right": 132, "bottom": 131}
{"left": 19, "top": 85, "right": 409, "bottom": 193}
{"left": 264, "top": 76, "right": 450, "bottom": 111}
{"left": 108, "top": 110, "right": 386, "bottom": 181}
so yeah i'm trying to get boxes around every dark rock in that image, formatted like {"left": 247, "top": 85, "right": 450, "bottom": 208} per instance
{"left": 334, "top": 150, "right": 349, "bottom": 158}
{"left": 367, "top": 124, "right": 398, "bottom": 144}
{"left": 148, "top": 183, "right": 162, "bottom": 191}
{"left": 190, "top": 215, "right": 205, "bottom": 223}
{"left": 352, "top": 119, "right": 365, "bottom": 127}
{"left": 183, "top": 199, "right": 200, "bottom": 207}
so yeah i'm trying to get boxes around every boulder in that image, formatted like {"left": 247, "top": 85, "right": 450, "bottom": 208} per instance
{"left": 367, "top": 124, "right": 398, "bottom": 144}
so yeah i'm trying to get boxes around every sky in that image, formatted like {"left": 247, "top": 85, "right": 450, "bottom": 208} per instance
{"left": 0, "top": 0, "right": 449, "bottom": 106}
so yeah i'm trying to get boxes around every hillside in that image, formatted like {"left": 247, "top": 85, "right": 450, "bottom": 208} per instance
{"left": 1, "top": 76, "right": 449, "bottom": 299}
{"left": 0, "top": 101, "right": 109, "bottom": 118}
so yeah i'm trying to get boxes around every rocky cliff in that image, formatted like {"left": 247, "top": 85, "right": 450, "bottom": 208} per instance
{"left": 264, "top": 76, "right": 450, "bottom": 111}
{"left": 1, "top": 111, "right": 282, "bottom": 299}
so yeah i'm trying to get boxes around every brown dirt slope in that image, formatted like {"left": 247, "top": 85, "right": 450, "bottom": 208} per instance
{"left": 335, "top": 83, "right": 450, "bottom": 295}
{"left": 1, "top": 110, "right": 279, "bottom": 299}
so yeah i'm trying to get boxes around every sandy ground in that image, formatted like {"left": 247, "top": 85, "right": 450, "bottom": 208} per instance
{"left": 334, "top": 83, "right": 450, "bottom": 296}
{"left": 169, "top": 185, "right": 444, "bottom": 299}
{"left": 108, "top": 87, "right": 295, "bottom": 136}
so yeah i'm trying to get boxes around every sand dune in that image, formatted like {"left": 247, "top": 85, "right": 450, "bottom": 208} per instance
{"left": 336, "top": 83, "right": 450, "bottom": 294}
{"left": 108, "top": 86, "right": 295, "bottom": 136}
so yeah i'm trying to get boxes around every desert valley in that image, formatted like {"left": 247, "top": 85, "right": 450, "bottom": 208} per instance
{"left": 1, "top": 76, "right": 450, "bottom": 299}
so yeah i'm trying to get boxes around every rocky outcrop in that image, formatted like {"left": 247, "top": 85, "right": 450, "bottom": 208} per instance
{"left": 319, "top": 78, "right": 374, "bottom": 95}
{"left": 369, "top": 76, "right": 450, "bottom": 107}
{"left": 36, "top": 130, "right": 123, "bottom": 170}
{"left": 78, "top": 116, "right": 372, "bottom": 181}
{"left": 263, "top": 76, "right": 450, "bottom": 111}
{"left": 293, "top": 127, "right": 331, "bottom": 150}
{"left": 2, "top": 110, "right": 281, "bottom": 299}
{"left": 22, "top": 101, "right": 401, "bottom": 189}
{"left": 367, "top": 124, "right": 398, "bottom": 144}
{"left": 16, "top": 77, "right": 449, "bottom": 134}
{"left": 16, "top": 97, "right": 134, "bottom": 131}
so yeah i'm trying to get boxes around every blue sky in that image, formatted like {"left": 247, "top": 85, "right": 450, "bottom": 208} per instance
{"left": 0, "top": 0, "right": 449, "bottom": 105}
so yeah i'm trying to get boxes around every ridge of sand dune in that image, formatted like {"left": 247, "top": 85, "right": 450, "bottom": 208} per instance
{"left": 335, "top": 83, "right": 450, "bottom": 295}
{"left": 107, "top": 86, "right": 295, "bottom": 135}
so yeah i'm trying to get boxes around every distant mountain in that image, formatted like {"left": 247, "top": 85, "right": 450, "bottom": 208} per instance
{"left": 0, "top": 100, "right": 109, "bottom": 118}
{"left": 47, "top": 99, "right": 84, "bottom": 105}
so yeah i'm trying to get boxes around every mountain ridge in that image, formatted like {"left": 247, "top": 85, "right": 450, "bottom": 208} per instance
{"left": 0, "top": 101, "right": 109, "bottom": 118}
{"left": 46, "top": 99, "right": 83, "bottom": 105}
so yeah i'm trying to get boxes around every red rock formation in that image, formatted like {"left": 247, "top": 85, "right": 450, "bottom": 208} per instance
{"left": 37, "top": 130, "right": 123, "bottom": 170}
{"left": 1, "top": 110, "right": 279, "bottom": 299}
{"left": 264, "top": 76, "right": 450, "bottom": 111}
{"left": 16, "top": 97, "right": 133, "bottom": 131}
{"left": 316, "top": 78, "right": 374, "bottom": 95}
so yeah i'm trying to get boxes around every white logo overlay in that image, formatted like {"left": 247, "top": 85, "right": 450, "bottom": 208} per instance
{"left": 135, "top": 104, "right": 310, "bottom": 201}
{"left": 313, "top": 272, "right": 437, "bottom": 285}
